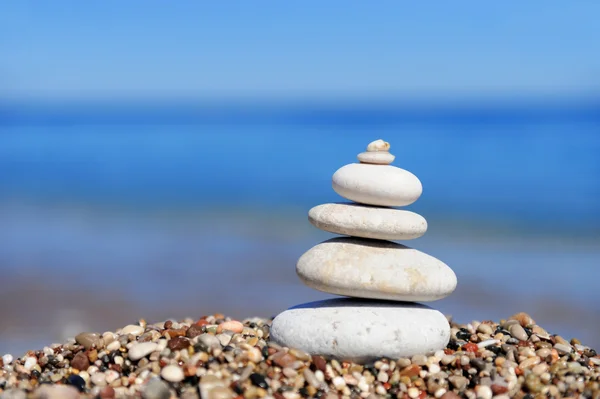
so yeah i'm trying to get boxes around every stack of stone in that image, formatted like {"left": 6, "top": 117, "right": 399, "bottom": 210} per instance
{"left": 271, "top": 139, "right": 457, "bottom": 362}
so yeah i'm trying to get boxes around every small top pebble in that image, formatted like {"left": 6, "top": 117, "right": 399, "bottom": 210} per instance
{"left": 366, "top": 139, "right": 390, "bottom": 152}
{"left": 358, "top": 139, "right": 395, "bottom": 165}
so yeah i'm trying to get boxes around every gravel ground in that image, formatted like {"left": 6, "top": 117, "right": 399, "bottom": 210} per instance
{"left": 0, "top": 312, "right": 598, "bottom": 399}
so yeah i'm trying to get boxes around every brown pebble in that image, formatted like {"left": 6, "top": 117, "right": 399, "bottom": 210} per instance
{"left": 491, "top": 384, "right": 508, "bottom": 394}
{"left": 163, "top": 328, "right": 187, "bottom": 338}
{"left": 509, "top": 312, "right": 536, "bottom": 327}
{"left": 168, "top": 336, "right": 191, "bottom": 351}
{"left": 164, "top": 320, "right": 173, "bottom": 329}
{"left": 138, "top": 332, "right": 156, "bottom": 343}
{"left": 217, "top": 320, "right": 244, "bottom": 334}
{"left": 312, "top": 355, "right": 327, "bottom": 372}
{"left": 400, "top": 364, "right": 422, "bottom": 378}
{"left": 70, "top": 351, "right": 90, "bottom": 371}
{"left": 441, "top": 392, "right": 462, "bottom": 399}
{"left": 194, "top": 319, "right": 209, "bottom": 327}
{"left": 99, "top": 386, "right": 116, "bottom": 399}
{"left": 186, "top": 324, "right": 204, "bottom": 339}
{"left": 88, "top": 349, "right": 98, "bottom": 363}
{"left": 272, "top": 352, "right": 296, "bottom": 368}
{"left": 183, "top": 364, "right": 197, "bottom": 377}
{"left": 267, "top": 348, "right": 278, "bottom": 356}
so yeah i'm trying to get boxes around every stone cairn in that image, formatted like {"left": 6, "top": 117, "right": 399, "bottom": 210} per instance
{"left": 271, "top": 139, "right": 457, "bottom": 362}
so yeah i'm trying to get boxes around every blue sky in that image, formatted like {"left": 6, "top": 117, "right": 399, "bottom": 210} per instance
{"left": 1, "top": 1, "right": 599, "bottom": 100}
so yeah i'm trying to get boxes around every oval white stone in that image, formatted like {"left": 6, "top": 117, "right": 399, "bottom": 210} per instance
{"left": 296, "top": 237, "right": 457, "bottom": 301}
{"left": 308, "top": 203, "right": 427, "bottom": 240}
{"left": 128, "top": 342, "right": 158, "bottom": 361}
{"left": 161, "top": 365, "right": 185, "bottom": 382}
{"left": 270, "top": 298, "right": 450, "bottom": 362}
{"left": 332, "top": 163, "right": 422, "bottom": 207}
{"left": 357, "top": 151, "right": 395, "bottom": 165}
{"left": 120, "top": 324, "right": 144, "bottom": 337}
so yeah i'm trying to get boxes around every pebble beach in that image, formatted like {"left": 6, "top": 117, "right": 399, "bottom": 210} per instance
{"left": 1, "top": 312, "right": 598, "bottom": 399}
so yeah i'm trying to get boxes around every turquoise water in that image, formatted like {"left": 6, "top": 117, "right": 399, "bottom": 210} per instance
{"left": 0, "top": 103, "right": 599, "bottom": 354}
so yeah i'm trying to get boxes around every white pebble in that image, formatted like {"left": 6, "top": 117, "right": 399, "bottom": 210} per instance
{"left": 105, "top": 370, "right": 120, "bottom": 384}
{"left": 120, "top": 324, "right": 144, "bottom": 336}
{"left": 477, "top": 339, "right": 500, "bottom": 349}
{"left": 441, "top": 354, "right": 455, "bottom": 365}
{"left": 315, "top": 370, "right": 325, "bottom": 382}
{"left": 358, "top": 379, "right": 370, "bottom": 393}
{"left": 102, "top": 331, "right": 116, "bottom": 342}
{"left": 476, "top": 385, "right": 493, "bottom": 399}
{"left": 23, "top": 356, "right": 37, "bottom": 370}
{"left": 408, "top": 387, "right": 420, "bottom": 398}
{"left": 333, "top": 376, "right": 346, "bottom": 390}
{"left": 106, "top": 340, "right": 121, "bottom": 352}
{"left": 156, "top": 339, "right": 168, "bottom": 352}
{"left": 128, "top": 342, "right": 158, "bottom": 361}
{"left": 161, "top": 365, "right": 185, "bottom": 382}
{"left": 428, "top": 364, "right": 441, "bottom": 374}
{"left": 91, "top": 372, "right": 106, "bottom": 386}
{"left": 412, "top": 354, "right": 427, "bottom": 366}
{"left": 217, "top": 334, "right": 232, "bottom": 346}
{"left": 377, "top": 370, "right": 388, "bottom": 383}
{"left": 2, "top": 354, "right": 13, "bottom": 365}
{"left": 78, "top": 371, "right": 90, "bottom": 382}
{"left": 435, "top": 388, "right": 447, "bottom": 398}
{"left": 366, "top": 139, "right": 390, "bottom": 152}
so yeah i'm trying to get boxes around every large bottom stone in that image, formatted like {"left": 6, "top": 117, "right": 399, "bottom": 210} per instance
{"left": 270, "top": 298, "right": 450, "bottom": 362}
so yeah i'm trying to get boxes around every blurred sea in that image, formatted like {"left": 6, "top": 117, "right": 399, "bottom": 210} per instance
{"left": 1, "top": 100, "right": 599, "bottom": 355}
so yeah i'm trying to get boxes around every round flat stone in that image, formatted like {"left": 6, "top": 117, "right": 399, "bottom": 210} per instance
{"left": 270, "top": 298, "right": 450, "bottom": 362}
{"left": 296, "top": 237, "right": 456, "bottom": 302}
{"left": 308, "top": 203, "right": 427, "bottom": 240}
{"left": 332, "top": 163, "right": 422, "bottom": 207}
{"left": 357, "top": 151, "right": 395, "bottom": 165}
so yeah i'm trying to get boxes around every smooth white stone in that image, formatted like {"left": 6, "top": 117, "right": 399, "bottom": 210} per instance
{"left": 120, "top": 324, "right": 144, "bottom": 337}
{"left": 296, "top": 237, "right": 457, "bottom": 301}
{"left": 357, "top": 151, "right": 395, "bottom": 165}
{"left": 2, "top": 354, "right": 13, "bottom": 365}
{"left": 161, "top": 364, "right": 185, "bottom": 382}
{"left": 308, "top": 203, "right": 427, "bottom": 240}
{"left": 332, "top": 163, "right": 422, "bottom": 207}
{"left": 23, "top": 356, "right": 37, "bottom": 370}
{"left": 270, "top": 298, "right": 450, "bottom": 362}
{"left": 128, "top": 342, "right": 158, "bottom": 361}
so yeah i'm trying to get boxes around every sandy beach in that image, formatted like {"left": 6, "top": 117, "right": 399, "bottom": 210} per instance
{"left": 1, "top": 311, "right": 599, "bottom": 398}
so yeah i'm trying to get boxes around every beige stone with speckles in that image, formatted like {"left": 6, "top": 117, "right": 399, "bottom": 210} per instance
{"left": 309, "top": 203, "right": 427, "bottom": 240}
{"left": 296, "top": 237, "right": 456, "bottom": 302}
